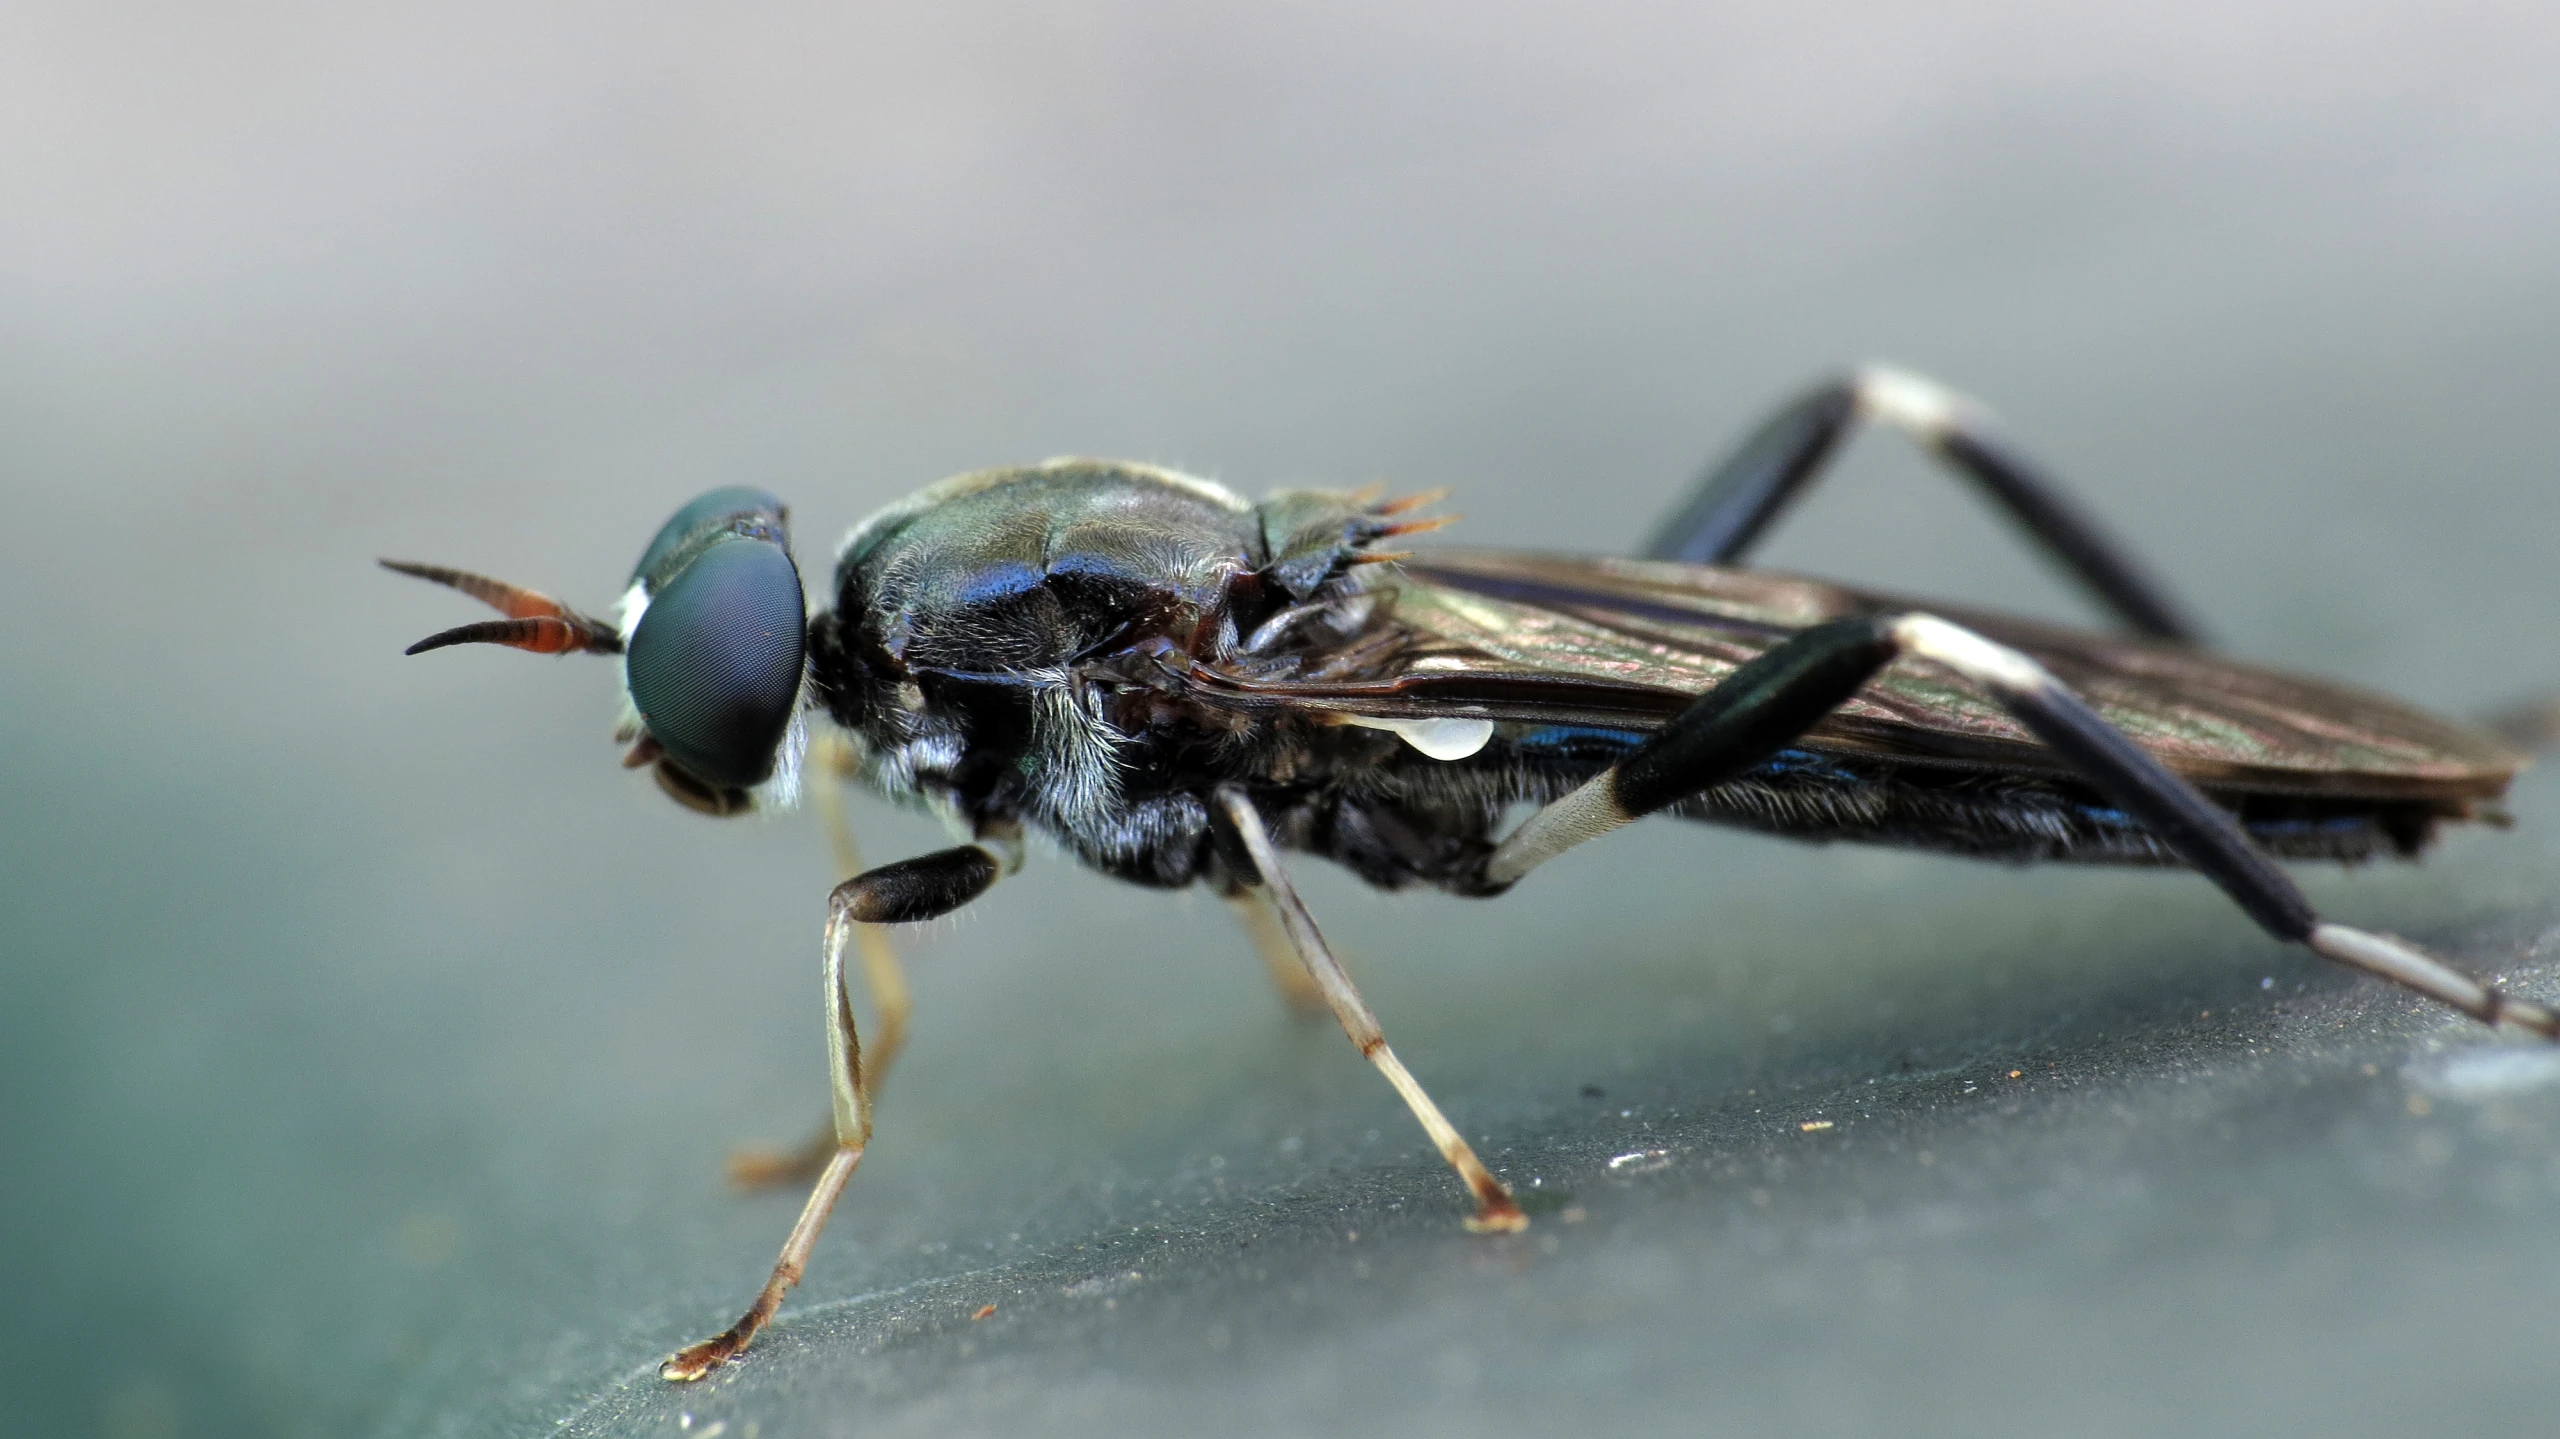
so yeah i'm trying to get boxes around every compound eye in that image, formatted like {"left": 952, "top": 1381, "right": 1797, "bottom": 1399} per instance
{"left": 625, "top": 533, "right": 806, "bottom": 791}
{"left": 632, "top": 486, "right": 790, "bottom": 587}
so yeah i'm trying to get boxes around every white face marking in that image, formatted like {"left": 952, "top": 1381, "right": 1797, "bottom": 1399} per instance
{"left": 609, "top": 576, "right": 650, "bottom": 645}
{"left": 1854, "top": 365, "right": 1968, "bottom": 440}
{"left": 1344, "top": 714, "right": 1495, "bottom": 761}
{"left": 612, "top": 577, "right": 652, "bottom": 716}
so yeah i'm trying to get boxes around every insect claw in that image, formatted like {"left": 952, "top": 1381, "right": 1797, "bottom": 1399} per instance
{"left": 660, "top": 1328, "right": 748, "bottom": 1382}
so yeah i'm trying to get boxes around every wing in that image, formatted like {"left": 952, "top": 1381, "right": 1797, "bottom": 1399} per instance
{"left": 1185, "top": 549, "right": 2519, "bottom": 804}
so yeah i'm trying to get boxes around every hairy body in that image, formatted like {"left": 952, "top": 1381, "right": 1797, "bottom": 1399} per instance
{"left": 806, "top": 460, "right": 2509, "bottom": 897}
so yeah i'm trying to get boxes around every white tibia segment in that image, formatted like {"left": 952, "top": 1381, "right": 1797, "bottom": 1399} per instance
{"left": 1343, "top": 714, "right": 1496, "bottom": 760}
{"left": 1215, "top": 787, "right": 1526, "bottom": 1232}
{"left": 2309, "top": 924, "right": 2492, "bottom": 1014}
{"left": 1482, "top": 614, "right": 2054, "bottom": 894}
{"left": 1852, "top": 364, "right": 1972, "bottom": 442}
{"left": 1487, "top": 615, "right": 2060, "bottom": 895}
{"left": 1482, "top": 772, "right": 1634, "bottom": 889}
{"left": 2308, "top": 924, "right": 2557, "bottom": 1034}
{"left": 1886, "top": 613, "right": 2055, "bottom": 695}
{"left": 820, "top": 889, "right": 874, "bottom": 1145}
{"left": 810, "top": 729, "right": 912, "bottom": 1088}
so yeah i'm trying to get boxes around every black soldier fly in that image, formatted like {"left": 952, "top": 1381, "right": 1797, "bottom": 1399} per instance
{"left": 383, "top": 365, "right": 2554, "bottom": 1381}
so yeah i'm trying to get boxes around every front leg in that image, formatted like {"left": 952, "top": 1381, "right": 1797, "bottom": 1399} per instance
{"left": 730, "top": 734, "right": 921, "bottom": 1190}
{"left": 661, "top": 841, "right": 1009, "bottom": 1382}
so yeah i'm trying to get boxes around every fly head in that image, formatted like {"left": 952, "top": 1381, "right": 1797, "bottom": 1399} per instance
{"left": 384, "top": 486, "right": 810, "bottom": 818}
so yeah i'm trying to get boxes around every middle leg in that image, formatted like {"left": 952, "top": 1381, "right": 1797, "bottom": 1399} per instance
{"left": 1224, "top": 883, "right": 1330, "bottom": 1018}
{"left": 1216, "top": 787, "right": 1527, "bottom": 1233}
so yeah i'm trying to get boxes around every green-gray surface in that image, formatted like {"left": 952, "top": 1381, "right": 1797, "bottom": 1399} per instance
{"left": 7, "top": 4, "right": 2560, "bottom": 1436}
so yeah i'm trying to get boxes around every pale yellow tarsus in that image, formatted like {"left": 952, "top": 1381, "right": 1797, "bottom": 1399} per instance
{"left": 1215, "top": 787, "right": 1526, "bottom": 1234}
{"left": 726, "top": 729, "right": 911, "bottom": 1189}
{"left": 664, "top": 871, "right": 876, "bottom": 1380}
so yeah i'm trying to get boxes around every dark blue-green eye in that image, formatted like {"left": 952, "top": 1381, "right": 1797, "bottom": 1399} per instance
{"left": 625, "top": 504, "right": 806, "bottom": 792}
{"left": 633, "top": 486, "right": 791, "bottom": 589}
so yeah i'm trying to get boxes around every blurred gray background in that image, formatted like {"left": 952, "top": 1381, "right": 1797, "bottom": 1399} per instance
{"left": 7, "top": 3, "right": 2560, "bottom": 1435}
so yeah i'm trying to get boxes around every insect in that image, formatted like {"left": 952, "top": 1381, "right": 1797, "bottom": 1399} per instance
{"left": 383, "top": 365, "right": 2554, "bottom": 1381}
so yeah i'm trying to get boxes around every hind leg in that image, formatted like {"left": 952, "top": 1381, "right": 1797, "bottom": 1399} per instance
{"left": 1645, "top": 366, "right": 2204, "bottom": 644}
{"left": 1481, "top": 613, "right": 2555, "bottom": 1037}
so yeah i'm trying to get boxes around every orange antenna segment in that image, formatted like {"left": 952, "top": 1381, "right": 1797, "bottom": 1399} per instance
{"left": 380, "top": 559, "right": 623, "bottom": 655}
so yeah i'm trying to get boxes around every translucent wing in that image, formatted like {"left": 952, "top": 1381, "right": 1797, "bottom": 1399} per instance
{"left": 1188, "top": 550, "right": 2518, "bottom": 804}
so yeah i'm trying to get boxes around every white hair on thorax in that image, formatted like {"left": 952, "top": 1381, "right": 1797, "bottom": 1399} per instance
{"left": 1022, "top": 666, "right": 1125, "bottom": 832}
